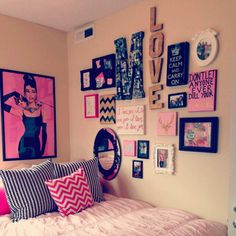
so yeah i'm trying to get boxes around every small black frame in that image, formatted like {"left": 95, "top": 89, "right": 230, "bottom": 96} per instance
{"left": 137, "top": 140, "right": 149, "bottom": 159}
{"left": 80, "top": 68, "right": 94, "bottom": 91}
{"left": 132, "top": 160, "right": 143, "bottom": 179}
{"left": 168, "top": 92, "right": 187, "bottom": 109}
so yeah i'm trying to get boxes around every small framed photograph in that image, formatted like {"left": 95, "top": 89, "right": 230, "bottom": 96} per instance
{"left": 168, "top": 92, "right": 187, "bottom": 109}
{"left": 179, "top": 117, "right": 219, "bottom": 153}
{"left": 132, "top": 160, "right": 143, "bottom": 179}
{"left": 84, "top": 94, "right": 99, "bottom": 118}
{"left": 137, "top": 140, "right": 149, "bottom": 159}
{"left": 80, "top": 69, "right": 93, "bottom": 91}
{"left": 154, "top": 144, "right": 175, "bottom": 175}
{"left": 123, "top": 140, "right": 136, "bottom": 157}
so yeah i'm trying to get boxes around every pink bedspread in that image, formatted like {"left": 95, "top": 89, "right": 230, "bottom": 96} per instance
{"left": 0, "top": 194, "right": 227, "bottom": 236}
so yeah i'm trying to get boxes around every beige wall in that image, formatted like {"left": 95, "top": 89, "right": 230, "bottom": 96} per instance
{"left": 0, "top": 14, "right": 70, "bottom": 169}
{"left": 68, "top": 0, "right": 235, "bottom": 224}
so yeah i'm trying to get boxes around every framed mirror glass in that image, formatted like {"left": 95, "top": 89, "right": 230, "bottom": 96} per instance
{"left": 93, "top": 128, "right": 121, "bottom": 180}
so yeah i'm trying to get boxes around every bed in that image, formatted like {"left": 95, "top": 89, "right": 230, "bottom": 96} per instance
{"left": 0, "top": 160, "right": 227, "bottom": 236}
{"left": 0, "top": 193, "right": 227, "bottom": 236}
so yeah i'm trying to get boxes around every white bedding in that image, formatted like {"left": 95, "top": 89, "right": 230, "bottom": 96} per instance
{"left": 0, "top": 194, "right": 227, "bottom": 236}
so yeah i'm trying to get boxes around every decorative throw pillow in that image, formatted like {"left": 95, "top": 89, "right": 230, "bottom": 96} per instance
{"left": 0, "top": 187, "right": 11, "bottom": 215}
{"left": 53, "top": 158, "right": 104, "bottom": 202}
{"left": 45, "top": 168, "right": 94, "bottom": 216}
{"left": 0, "top": 160, "right": 57, "bottom": 222}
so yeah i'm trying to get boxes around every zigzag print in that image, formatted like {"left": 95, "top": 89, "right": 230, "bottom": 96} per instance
{"left": 100, "top": 116, "right": 116, "bottom": 123}
{"left": 99, "top": 94, "right": 116, "bottom": 124}
{"left": 100, "top": 97, "right": 115, "bottom": 104}
{"left": 45, "top": 168, "right": 94, "bottom": 216}
{"left": 100, "top": 107, "right": 116, "bottom": 113}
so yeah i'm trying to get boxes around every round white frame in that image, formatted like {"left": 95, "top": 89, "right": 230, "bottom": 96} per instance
{"left": 192, "top": 30, "right": 218, "bottom": 67}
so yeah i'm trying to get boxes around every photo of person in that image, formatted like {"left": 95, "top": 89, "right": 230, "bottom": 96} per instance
{"left": 157, "top": 149, "right": 168, "bottom": 168}
{"left": 1, "top": 69, "right": 56, "bottom": 161}
{"left": 137, "top": 140, "right": 149, "bottom": 159}
{"left": 132, "top": 160, "right": 143, "bottom": 178}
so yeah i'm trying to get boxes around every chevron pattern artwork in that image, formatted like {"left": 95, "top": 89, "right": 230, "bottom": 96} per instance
{"left": 45, "top": 168, "right": 94, "bottom": 216}
{"left": 100, "top": 94, "right": 116, "bottom": 124}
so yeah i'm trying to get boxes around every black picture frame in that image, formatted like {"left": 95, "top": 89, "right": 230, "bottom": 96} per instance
{"left": 168, "top": 92, "right": 187, "bottom": 109}
{"left": 92, "top": 54, "right": 116, "bottom": 90}
{"left": 137, "top": 140, "right": 149, "bottom": 159}
{"left": 179, "top": 117, "right": 219, "bottom": 153}
{"left": 132, "top": 160, "right": 143, "bottom": 179}
{"left": 80, "top": 68, "right": 94, "bottom": 91}
{"left": 0, "top": 68, "right": 57, "bottom": 161}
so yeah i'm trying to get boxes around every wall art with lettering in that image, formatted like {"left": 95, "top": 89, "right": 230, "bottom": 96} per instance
{"left": 116, "top": 105, "right": 145, "bottom": 135}
{"left": 188, "top": 69, "right": 217, "bottom": 112}
{"left": 166, "top": 42, "right": 189, "bottom": 87}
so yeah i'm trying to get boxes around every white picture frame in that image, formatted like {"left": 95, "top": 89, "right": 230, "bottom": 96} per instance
{"left": 192, "top": 29, "right": 219, "bottom": 67}
{"left": 153, "top": 144, "right": 175, "bottom": 174}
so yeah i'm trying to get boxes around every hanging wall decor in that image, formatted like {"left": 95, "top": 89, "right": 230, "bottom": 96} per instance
{"left": 114, "top": 31, "right": 145, "bottom": 100}
{"left": 100, "top": 94, "right": 116, "bottom": 124}
{"left": 153, "top": 144, "right": 175, "bottom": 174}
{"left": 188, "top": 69, "right": 217, "bottom": 112}
{"left": 92, "top": 54, "right": 116, "bottom": 90}
{"left": 179, "top": 117, "right": 219, "bottom": 153}
{"left": 84, "top": 94, "right": 99, "bottom": 118}
{"left": 157, "top": 111, "right": 177, "bottom": 136}
{"left": 116, "top": 105, "right": 145, "bottom": 135}
{"left": 148, "top": 6, "right": 164, "bottom": 109}
{"left": 168, "top": 92, "right": 187, "bottom": 109}
{"left": 123, "top": 140, "right": 136, "bottom": 157}
{"left": 192, "top": 29, "right": 219, "bottom": 67}
{"left": 137, "top": 140, "right": 149, "bottom": 159}
{"left": 80, "top": 68, "right": 94, "bottom": 91}
{"left": 0, "top": 69, "right": 57, "bottom": 161}
{"left": 166, "top": 42, "right": 189, "bottom": 87}
{"left": 132, "top": 160, "right": 143, "bottom": 179}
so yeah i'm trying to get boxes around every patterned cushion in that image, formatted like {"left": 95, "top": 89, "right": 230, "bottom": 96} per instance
{"left": 53, "top": 158, "right": 104, "bottom": 202}
{"left": 0, "top": 160, "right": 57, "bottom": 222}
{"left": 45, "top": 168, "right": 94, "bottom": 216}
{"left": 0, "top": 187, "right": 10, "bottom": 215}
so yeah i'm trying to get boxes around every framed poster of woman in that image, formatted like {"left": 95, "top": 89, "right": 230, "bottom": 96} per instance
{"left": 0, "top": 69, "right": 57, "bottom": 161}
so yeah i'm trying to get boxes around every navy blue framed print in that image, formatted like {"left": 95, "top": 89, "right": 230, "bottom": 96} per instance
{"left": 92, "top": 54, "right": 116, "bottom": 90}
{"left": 166, "top": 42, "right": 189, "bottom": 86}
{"left": 80, "top": 68, "right": 94, "bottom": 91}
{"left": 179, "top": 117, "right": 219, "bottom": 153}
{"left": 168, "top": 92, "right": 187, "bottom": 109}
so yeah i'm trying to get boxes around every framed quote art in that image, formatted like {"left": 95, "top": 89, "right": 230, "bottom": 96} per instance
{"left": 179, "top": 117, "right": 219, "bottom": 153}
{"left": 84, "top": 94, "right": 99, "bottom": 118}
{"left": 0, "top": 69, "right": 57, "bottom": 161}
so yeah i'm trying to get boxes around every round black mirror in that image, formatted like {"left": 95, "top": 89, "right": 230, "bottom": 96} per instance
{"left": 93, "top": 128, "right": 121, "bottom": 180}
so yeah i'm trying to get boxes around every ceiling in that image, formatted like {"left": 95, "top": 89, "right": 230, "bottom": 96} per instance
{"left": 0, "top": 0, "right": 142, "bottom": 32}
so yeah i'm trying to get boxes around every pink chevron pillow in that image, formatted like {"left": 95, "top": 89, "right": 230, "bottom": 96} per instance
{"left": 45, "top": 168, "right": 94, "bottom": 216}
{"left": 0, "top": 187, "right": 11, "bottom": 215}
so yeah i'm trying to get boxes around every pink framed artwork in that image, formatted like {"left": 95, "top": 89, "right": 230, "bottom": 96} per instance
{"left": 0, "top": 69, "right": 57, "bottom": 161}
{"left": 84, "top": 94, "right": 99, "bottom": 118}
{"left": 123, "top": 140, "right": 136, "bottom": 157}
{"left": 188, "top": 69, "right": 217, "bottom": 112}
{"left": 157, "top": 111, "right": 177, "bottom": 136}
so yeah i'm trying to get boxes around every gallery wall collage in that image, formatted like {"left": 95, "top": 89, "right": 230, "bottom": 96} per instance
{"left": 80, "top": 6, "right": 219, "bottom": 179}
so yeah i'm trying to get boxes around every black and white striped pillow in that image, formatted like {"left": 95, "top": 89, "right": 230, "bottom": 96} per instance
{"left": 0, "top": 160, "right": 57, "bottom": 222}
{"left": 53, "top": 158, "right": 104, "bottom": 202}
